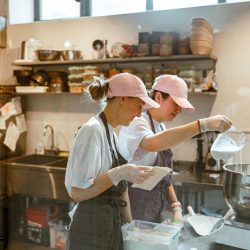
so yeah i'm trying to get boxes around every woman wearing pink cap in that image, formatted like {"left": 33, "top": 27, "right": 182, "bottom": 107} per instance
{"left": 118, "top": 74, "right": 232, "bottom": 226}
{"left": 65, "top": 73, "right": 159, "bottom": 250}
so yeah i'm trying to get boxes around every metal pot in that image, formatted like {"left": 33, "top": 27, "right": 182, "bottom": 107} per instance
{"left": 223, "top": 164, "right": 250, "bottom": 218}
{"left": 31, "top": 70, "right": 49, "bottom": 86}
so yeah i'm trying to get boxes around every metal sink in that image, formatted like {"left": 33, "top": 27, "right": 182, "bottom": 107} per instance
{"left": 1, "top": 154, "right": 70, "bottom": 201}
{"left": 5, "top": 154, "right": 65, "bottom": 165}
{"left": 46, "top": 158, "right": 68, "bottom": 168}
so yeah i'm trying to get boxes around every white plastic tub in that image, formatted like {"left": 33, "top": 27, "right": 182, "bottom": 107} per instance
{"left": 15, "top": 86, "right": 48, "bottom": 93}
{"left": 122, "top": 220, "right": 180, "bottom": 250}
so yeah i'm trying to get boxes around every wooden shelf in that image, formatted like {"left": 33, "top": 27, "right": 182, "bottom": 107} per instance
{"left": 12, "top": 55, "right": 218, "bottom": 97}
{"left": 13, "top": 92, "right": 82, "bottom": 95}
{"left": 12, "top": 55, "right": 217, "bottom": 67}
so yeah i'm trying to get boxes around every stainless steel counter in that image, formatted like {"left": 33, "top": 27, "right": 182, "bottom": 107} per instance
{"left": 173, "top": 161, "right": 225, "bottom": 214}
{"left": 173, "top": 161, "right": 223, "bottom": 187}
{"left": 179, "top": 220, "right": 250, "bottom": 250}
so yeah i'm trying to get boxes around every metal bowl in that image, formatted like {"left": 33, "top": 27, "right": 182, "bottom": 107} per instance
{"left": 60, "top": 50, "right": 82, "bottom": 60}
{"left": 35, "top": 49, "right": 61, "bottom": 61}
{"left": 13, "top": 69, "right": 32, "bottom": 85}
{"left": 223, "top": 164, "right": 250, "bottom": 218}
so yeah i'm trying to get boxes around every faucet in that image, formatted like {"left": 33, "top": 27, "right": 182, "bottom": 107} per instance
{"left": 43, "top": 124, "right": 59, "bottom": 155}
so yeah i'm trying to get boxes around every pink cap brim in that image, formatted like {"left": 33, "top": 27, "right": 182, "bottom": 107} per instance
{"left": 140, "top": 96, "right": 160, "bottom": 109}
{"left": 171, "top": 96, "right": 195, "bottom": 113}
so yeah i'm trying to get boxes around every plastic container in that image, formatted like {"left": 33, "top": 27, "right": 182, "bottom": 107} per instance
{"left": 122, "top": 220, "right": 180, "bottom": 250}
{"left": 49, "top": 219, "right": 68, "bottom": 250}
{"left": 211, "top": 127, "right": 246, "bottom": 161}
{"left": 15, "top": 86, "right": 48, "bottom": 93}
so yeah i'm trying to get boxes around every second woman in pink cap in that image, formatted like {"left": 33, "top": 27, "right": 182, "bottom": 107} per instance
{"left": 118, "top": 74, "right": 232, "bottom": 226}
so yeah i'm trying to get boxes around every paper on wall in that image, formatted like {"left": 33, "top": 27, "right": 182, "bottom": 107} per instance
{"left": 3, "top": 122, "right": 20, "bottom": 152}
{"left": 132, "top": 166, "right": 173, "bottom": 191}
{"left": 11, "top": 97, "right": 22, "bottom": 115}
{"left": 0, "top": 101, "right": 18, "bottom": 118}
{"left": 0, "top": 116, "right": 6, "bottom": 129}
{"left": 15, "top": 114, "right": 27, "bottom": 133}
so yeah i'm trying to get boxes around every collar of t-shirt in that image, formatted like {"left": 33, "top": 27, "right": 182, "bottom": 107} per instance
{"left": 142, "top": 112, "right": 166, "bottom": 133}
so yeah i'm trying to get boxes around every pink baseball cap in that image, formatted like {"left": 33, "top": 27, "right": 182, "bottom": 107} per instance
{"left": 152, "top": 74, "right": 195, "bottom": 112}
{"left": 107, "top": 73, "right": 160, "bottom": 109}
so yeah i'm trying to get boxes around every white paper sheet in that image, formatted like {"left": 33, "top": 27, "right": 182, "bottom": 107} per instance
{"left": 11, "top": 97, "right": 22, "bottom": 115}
{"left": 3, "top": 122, "right": 20, "bottom": 152}
{"left": 16, "top": 114, "right": 27, "bottom": 132}
{"left": 0, "top": 116, "right": 6, "bottom": 129}
{"left": 132, "top": 166, "right": 173, "bottom": 191}
{"left": 0, "top": 102, "right": 18, "bottom": 118}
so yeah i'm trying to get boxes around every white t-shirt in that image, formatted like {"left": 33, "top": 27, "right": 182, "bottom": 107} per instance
{"left": 118, "top": 112, "right": 166, "bottom": 166}
{"left": 65, "top": 116, "right": 117, "bottom": 197}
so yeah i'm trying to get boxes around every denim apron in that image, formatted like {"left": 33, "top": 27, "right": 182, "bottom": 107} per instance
{"left": 128, "top": 111, "right": 173, "bottom": 223}
{"left": 67, "top": 112, "right": 128, "bottom": 250}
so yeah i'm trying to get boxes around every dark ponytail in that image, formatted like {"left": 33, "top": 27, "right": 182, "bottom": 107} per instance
{"left": 89, "top": 77, "right": 110, "bottom": 101}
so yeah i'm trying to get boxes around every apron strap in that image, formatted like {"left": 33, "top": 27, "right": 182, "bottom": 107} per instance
{"left": 146, "top": 110, "right": 156, "bottom": 134}
{"left": 146, "top": 111, "right": 172, "bottom": 199}
{"left": 146, "top": 110, "right": 164, "bottom": 133}
{"left": 99, "top": 112, "right": 119, "bottom": 166}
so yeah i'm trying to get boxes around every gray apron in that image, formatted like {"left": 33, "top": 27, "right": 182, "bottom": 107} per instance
{"left": 68, "top": 112, "right": 128, "bottom": 250}
{"left": 128, "top": 111, "right": 173, "bottom": 223}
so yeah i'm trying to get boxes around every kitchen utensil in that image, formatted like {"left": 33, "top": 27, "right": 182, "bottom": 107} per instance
{"left": 13, "top": 69, "right": 32, "bottom": 85}
{"left": 35, "top": 49, "right": 61, "bottom": 61}
{"left": 61, "top": 50, "right": 83, "bottom": 60}
{"left": 209, "top": 208, "right": 234, "bottom": 233}
{"left": 187, "top": 206, "right": 216, "bottom": 236}
{"left": 223, "top": 163, "right": 250, "bottom": 218}
{"left": 211, "top": 126, "right": 246, "bottom": 161}
{"left": 187, "top": 206, "right": 233, "bottom": 236}
{"left": 31, "top": 70, "right": 49, "bottom": 86}
{"left": 47, "top": 71, "right": 68, "bottom": 92}
{"left": 92, "top": 39, "right": 104, "bottom": 59}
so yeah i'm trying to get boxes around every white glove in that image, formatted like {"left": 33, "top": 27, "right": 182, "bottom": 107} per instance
{"left": 169, "top": 201, "right": 183, "bottom": 228}
{"left": 199, "top": 115, "right": 232, "bottom": 133}
{"left": 108, "top": 164, "right": 154, "bottom": 186}
{"left": 172, "top": 207, "right": 183, "bottom": 228}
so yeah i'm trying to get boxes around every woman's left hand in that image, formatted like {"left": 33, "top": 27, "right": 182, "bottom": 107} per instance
{"left": 172, "top": 206, "right": 184, "bottom": 228}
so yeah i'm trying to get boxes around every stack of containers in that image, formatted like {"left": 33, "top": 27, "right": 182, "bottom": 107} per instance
{"left": 82, "top": 66, "right": 100, "bottom": 89}
{"left": 68, "top": 66, "right": 84, "bottom": 93}
{"left": 190, "top": 18, "right": 214, "bottom": 55}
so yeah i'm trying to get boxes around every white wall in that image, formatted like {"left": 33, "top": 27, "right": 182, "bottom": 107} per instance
{"left": 2, "top": 2, "right": 250, "bottom": 162}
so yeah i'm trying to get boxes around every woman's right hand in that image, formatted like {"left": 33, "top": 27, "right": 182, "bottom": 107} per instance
{"left": 199, "top": 115, "right": 232, "bottom": 133}
{"left": 108, "top": 164, "right": 154, "bottom": 186}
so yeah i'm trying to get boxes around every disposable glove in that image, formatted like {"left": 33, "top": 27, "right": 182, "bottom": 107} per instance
{"left": 199, "top": 115, "right": 232, "bottom": 133}
{"left": 108, "top": 164, "right": 154, "bottom": 186}
{"left": 172, "top": 207, "right": 184, "bottom": 228}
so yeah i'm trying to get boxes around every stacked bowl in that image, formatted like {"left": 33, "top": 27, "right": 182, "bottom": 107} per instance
{"left": 190, "top": 18, "right": 214, "bottom": 55}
